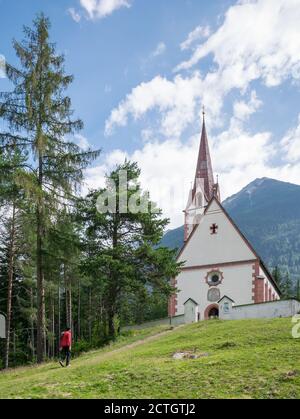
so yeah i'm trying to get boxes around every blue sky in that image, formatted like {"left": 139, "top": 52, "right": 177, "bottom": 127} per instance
{"left": 1, "top": 0, "right": 300, "bottom": 228}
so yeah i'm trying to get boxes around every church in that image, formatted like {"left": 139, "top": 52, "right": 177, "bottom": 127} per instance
{"left": 169, "top": 112, "right": 281, "bottom": 322}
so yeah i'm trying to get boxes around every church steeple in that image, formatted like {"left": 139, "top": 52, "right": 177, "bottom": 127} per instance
{"left": 184, "top": 109, "right": 220, "bottom": 242}
{"left": 193, "top": 110, "right": 215, "bottom": 201}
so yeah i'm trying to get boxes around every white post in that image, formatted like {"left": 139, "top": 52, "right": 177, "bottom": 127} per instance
{"left": 0, "top": 313, "right": 6, "bottom": 339}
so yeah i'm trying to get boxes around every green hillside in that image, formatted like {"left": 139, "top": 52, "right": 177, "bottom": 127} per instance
{"left": 1, "top": 318, "right": 299, "bottom": 399}
{"left": 161, "top": 178, "right": 300, "bottom": 282}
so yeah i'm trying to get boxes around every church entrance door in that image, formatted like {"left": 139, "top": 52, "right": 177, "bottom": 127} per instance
{"left": 208, "top": 307, "right": 219, "bottom": 319}
{"left": 204, "top": 304, "right": 219, "bottom": 320}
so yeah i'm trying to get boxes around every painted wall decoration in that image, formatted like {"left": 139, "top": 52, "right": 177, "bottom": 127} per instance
{"left": 208, "top": 288, "right": 221, "bottom": 302}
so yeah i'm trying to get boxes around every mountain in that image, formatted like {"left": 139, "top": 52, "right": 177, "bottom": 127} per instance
{"left": 161, "top": 178, "right": 300, "bottom": 282}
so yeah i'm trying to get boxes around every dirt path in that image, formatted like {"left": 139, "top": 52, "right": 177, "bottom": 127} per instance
{"left": 0, "top": 325, "right": 184, "bottom": 377}
{"left": 82, "top": 325, "right": 184, "bottom": 366}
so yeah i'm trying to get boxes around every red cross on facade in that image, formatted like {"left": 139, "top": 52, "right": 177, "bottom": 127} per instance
{"left": 210, "top": 223, "right": 218, "bottom": 235}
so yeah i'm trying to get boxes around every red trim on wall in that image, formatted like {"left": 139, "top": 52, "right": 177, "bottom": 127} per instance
{"left": 253, "top": 261, "right": 264, "bottom": 303}
{"left": 181, "top": 259, "right": 257, "bottom": 272}
{"left": 265, "top": 283, "right": 268, "bottom": 302}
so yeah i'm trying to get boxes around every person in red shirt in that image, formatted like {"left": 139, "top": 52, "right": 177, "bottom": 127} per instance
{"left": 59, "top": 327, "right": 72, "bottom": 367}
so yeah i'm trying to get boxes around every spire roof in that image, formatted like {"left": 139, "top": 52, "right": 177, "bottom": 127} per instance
{"left": 193, "top": 111, "right": 215, "bottom": 201}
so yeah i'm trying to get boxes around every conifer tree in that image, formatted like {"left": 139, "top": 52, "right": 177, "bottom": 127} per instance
{"left": 78, "top": 161, "right": 183, "bottom": 338}
{"left": 281, "top": 272, "right": 293, "bottom": 299}
{"left": 0, "top": 14, "right": 99, "bottom": 362}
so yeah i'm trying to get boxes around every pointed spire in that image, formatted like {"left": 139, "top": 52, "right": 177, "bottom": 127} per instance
{"left": 193, "top": 108, "right": 215, "bottom": 201}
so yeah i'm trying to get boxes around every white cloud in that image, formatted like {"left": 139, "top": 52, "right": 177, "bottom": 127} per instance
{"left": 152, "top": 42, "right": 167, "bottom": 58}
{"left": 0, "top": 55, "right": 6, "bottom": 78}
{"left": 100, "top": 0, "right": 300, "bottom": 227}
{"left": 89, "top": 113, "right": 300, "bottom": 228}
{"left": 68, "top": 8, "right": 81, "bottom": 23}
{"left": 106, "top": 0, "right": 300, "bottom": 140}
{"left": 233, "top": 90, "right": 262, "bottom": 121}
{"left": 180, "top": 25, "right": 211, "bottom": 51}
{"left": 75, "top": 134, "right": 91, "bottom": 151}
{"left": 281, "top": 114, "right": 300, "bottom": 163}
{"left": 105, "top": 73, "right": 205, "bottom": 138}
{"left": 176, "top": 0, "right": 300, "bottom": 90}
{"left": 80, "top": 0, "right": 131, "bottom": 20}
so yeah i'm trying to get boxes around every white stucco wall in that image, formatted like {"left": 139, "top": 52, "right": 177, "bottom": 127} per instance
{"left": 176, "top": 262, "right": 254, "bottom": 319}
{"left": 184, "top": 300, "right": 199, "bottom": 324}
{"left": 220, "top": 299, "right": 300, "bottom": 320}
{"left": 171, "top": 315, "right": 185, "bottom": 326}
{"left": 178, "top": 199, "right": 256, "bottom": 267}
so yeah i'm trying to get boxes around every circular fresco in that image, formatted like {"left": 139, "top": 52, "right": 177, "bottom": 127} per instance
{"left": 207, "top": 288, "right": 221, "bottom": 302}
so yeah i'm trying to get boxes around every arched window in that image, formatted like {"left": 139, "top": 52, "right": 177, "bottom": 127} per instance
{"left": 196, "top": 193, "right": 202, "bottom": 208}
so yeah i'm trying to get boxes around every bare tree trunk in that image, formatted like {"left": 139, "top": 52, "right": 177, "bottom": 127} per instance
{"left": 36, "top": 155, "right": 46, "bottom": 363}
{"left": 108, "top": 304, "right": 116, "bottom": 339}
{"left": 58, "top": 278, "right": 61, "bottom": 343}
{"left": 64, "top": 266, "right": 72, "bottom": 330}
{"left": 5, "top": 203, "right": 16, "bottom": 369}
{"left": 13, "top": 330, "right": 16, "bottom": 365}
{"left": 51, "top": 297, "right": 55, "bottom": 358}
{"left": 77, "top": 278, "right": 81, "bottom": 341}
{"left": 88, "top": 287, "right": 92, "bottom": 343}
{"left": 68, "top": 282, "right": 72, "bottom": 333}
{"left": 108, "top": 313, "right": 114, "bottom": 338}
{"left": 108, "top": 223, "right": 119, "bottom": 339}
{"left": 30, "top": 287, "right": 35, "bottom": 361}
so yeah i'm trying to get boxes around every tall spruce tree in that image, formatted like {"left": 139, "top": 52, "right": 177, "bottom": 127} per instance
{"left": 78, "top": 161, "right": 183, "bottom": 338}
{"left": 0, "top": 14, "right": 99, "bottom": 362}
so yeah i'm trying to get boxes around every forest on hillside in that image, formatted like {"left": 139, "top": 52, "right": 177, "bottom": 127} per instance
{"left": 0, "top": 15, "right": 181, "bottom": 369}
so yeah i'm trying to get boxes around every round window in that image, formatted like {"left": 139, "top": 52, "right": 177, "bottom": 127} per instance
{"left": 207, "top": 271, "right": 222, "bottom": 286}
{"left": 211, "top": 274, "right": 220, "bottom": 284}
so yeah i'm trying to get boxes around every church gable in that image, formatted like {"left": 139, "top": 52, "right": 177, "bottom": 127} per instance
{"left": 178, "top": 198, "right": 257, "bottom": 267}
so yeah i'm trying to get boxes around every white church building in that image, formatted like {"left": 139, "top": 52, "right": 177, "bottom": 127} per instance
{"left": 168, "top": 112, "right": 282, "bottom": 322}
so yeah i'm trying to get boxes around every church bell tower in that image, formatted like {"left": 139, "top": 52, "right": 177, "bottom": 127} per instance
{"left": 184, "top": 110, "right": 220, "bottom": 242}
